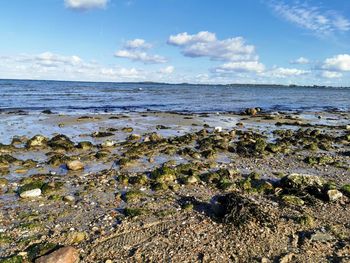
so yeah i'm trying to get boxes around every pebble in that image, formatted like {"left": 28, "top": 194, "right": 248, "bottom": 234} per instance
{"left": 64, "top": 195, "right": 76, "bottom": 202}
{"left": 20, "top": 188, "right": 42, "bottom": 198}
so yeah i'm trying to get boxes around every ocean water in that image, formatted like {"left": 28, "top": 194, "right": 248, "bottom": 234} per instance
{"left": 0, "top": 79, "right": 349, "bottom": 113}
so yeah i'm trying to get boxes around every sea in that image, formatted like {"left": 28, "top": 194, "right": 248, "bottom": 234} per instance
{"left": 0, "top": 79, "right": 349, "bottom": 114}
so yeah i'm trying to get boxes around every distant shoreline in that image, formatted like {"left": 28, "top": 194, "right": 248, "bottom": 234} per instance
{"left": 1, "top": 78, "right": 349, "bottom": 89}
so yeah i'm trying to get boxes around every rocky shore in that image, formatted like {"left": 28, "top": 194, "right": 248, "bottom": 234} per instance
{"left": 0, "top": 110, "right": 349, "bottom": 262}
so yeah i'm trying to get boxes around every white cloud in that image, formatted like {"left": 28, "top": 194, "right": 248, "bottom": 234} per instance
{"left": 168, "top": 31, "right": 216, "bottom": 46}
{"left": 321, "top": 54, "right": 350, "bottom": 72}
{"left": 64, "top": 0, "right": 108, "bottom": 10}
{"left": 290, "top": 57, "right": 310, "bottom": 65}
{"left": 263, "top": 67, "right": 309, "bottom": 78}
{"left": 168, "top": 31, "right": 257, "bottom": 62}
{"left": 115, "top": 38, "right": 166, "bottom": 64}
{"left": 0, "top": 52, "right": 148, "bottom": 81}
{"left": 214, "top": 61, "right": 265, "bottom": 73}
{"left": 269, "top": 1, "right": 350, "bottom": 36}
{"left": 114, "top": 50, "right": 167, "bottom": 64}
{"left": 125, "top": 39, "right": 152, "bottom": 50}
{"left": 159, "top": 66, "right": 175, "bottom": 74}
{"left": 321, "top": 71, "right": 342, "bottom": 79}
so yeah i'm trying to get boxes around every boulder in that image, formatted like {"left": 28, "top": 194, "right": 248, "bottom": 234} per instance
{"left": 35, "top": 246, "right": 79, "bottom": 263}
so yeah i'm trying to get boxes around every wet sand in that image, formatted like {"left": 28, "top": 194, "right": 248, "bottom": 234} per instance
{"left": 0, "top": 110, "right": 350, "bottom": 262}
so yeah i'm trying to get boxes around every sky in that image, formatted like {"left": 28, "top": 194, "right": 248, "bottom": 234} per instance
{"left": 0, "top": 0, "right": 350, "bottom": 86}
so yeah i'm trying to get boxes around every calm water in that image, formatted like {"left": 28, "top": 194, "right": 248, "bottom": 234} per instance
{"left": 0, "top": 79, "right": 349, "bottom": 113}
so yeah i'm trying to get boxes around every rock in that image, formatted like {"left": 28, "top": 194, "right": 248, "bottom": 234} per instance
{"left": 214, "top": 126, "right": 222, "bottom": 132}
{"left": 282, "top": 195, "right": 304, "bottom": 206}
{"left": 20, "top": 188, "right": 42, "bottom": 198}
{"left": 327, "top": 189, "right": 343, "bottom": 201}
{"left": 101, "top": 140, "right": 116, "bottom": 148}
{"left": 26, "top": 135, "right": 47, "bottom": 148}
{"left": 91, "top": 131, "right": 114, "bottom": 138}
{"left": 147, "top": 133, "right": 163, "bottom": 143}
{"left": 66, "top": 160, "right": 84, "bottom": 171}
{"left": 245, "top": 107, "right": 261, "bottom": 116}
{"left": 279, "top": 253, "right": 295, "bottom": 263}
{"left": 346, "top": 124, "right": 350, "bottom": 130}
{"left": 77, "top": 141, "right": 93, "bottom": 150}
{"left": 341, "top": 184, "right": 350, "bottom": 197}
{"left": 280, "top": 173, "right": 325, "bottom": 190}
{"left": 63, "top": 195, "right": 75, "bottom": 202}
{"left": 0, "top": 178, "right": 9, "bottom": 187}
{"left": 41, "top": 109, "right": 53, "bottom": 114}
{"left": 35, "top": 246, "right": 79, "bottom": 263}
{"left": 185, "top": 175, "right": 198, "bottom": 184}
{"left": 48, "top": 135, "right": 75, "bottom": 151}
{"left": 121, "top": 127, "right": 133, "bottom": 133}
{"left": 128, "top": 134, "right": 141, "bottom": 141}
{"left": 310, "top": 232, "right": 334, "bottom": 242}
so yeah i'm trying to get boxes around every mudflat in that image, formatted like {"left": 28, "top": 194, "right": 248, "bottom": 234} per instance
{"left": 0, "top": 110, "right": 349, "bottom": 262}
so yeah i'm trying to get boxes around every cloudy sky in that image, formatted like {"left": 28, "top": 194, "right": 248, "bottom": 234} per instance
{"left": 1, "top": 0, "right": 350, "bottom": 85}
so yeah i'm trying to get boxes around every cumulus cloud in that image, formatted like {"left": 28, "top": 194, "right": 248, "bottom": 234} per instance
{"left": 214, "top": 61, "right": 265, "bottom": 73}
{"left": 321, "top": 54, "right": 350, "bottom": 72}
{"left": 168, "top": 31, "right": 257, "bottom": 62}
{"left": 263, "top": 67, "right": 310, "bottom": 78}
{"left": 169, "top": 31, "right": 265, "bottom": 74}
{"left": 115, "top": 38, "right": 167, "bottom": 64}
{"left": 0, "top": 52, "right": 148, "bottom": 81}
{"left": 269, "top": 1, "right": 350, "bottom": 36}
{"left": 64, "top": 0, "right": 108, "bottom": 10}
{"left": 321, "top": 71, "right": 342, "bottom": 79}
{"left": 290, "top": 57, "right": 310, "bottom": 65}
{"left": 125, "top": 39, "right": 152, "bottom": 50}
{"left": 159, "top": 66, "right": 175, "bottom": 74}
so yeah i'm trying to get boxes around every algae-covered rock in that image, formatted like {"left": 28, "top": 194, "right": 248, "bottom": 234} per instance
{"left": 341, "top": 184, "right": 350, "bottom": 197}
{"left": 123, "top": 190, "right": 145, "bottom": 202}
{"left": 48, "top": 134, "right": 75, "bottom": 151}
{"left": 0, "top": 255, "right": 24, "bottom": 263}
{"left": 26, "top": 135, "right": 47, "bottom": 148}
{"left": 282, "top": 195, "right": 305, "bottom": 206}
{"left": 151, "top": 166, "right": 177, "bottom": 183}
{"left": 26, "top": 242, "right": 58, "bottom": 261}
{"left": 280, "top": 173, "right": 325, "bottom": 190}
{"left": 77, "top": 141, "right": 93, "bottom": 150}
{"left": 124, "top": 207, "right": 146, "bottom": 217}
{"left": 217, "top": 192, "right": 271, "bottom": 227}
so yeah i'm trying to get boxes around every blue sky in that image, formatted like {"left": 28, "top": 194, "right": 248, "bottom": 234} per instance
{"left": 0, "top": 0, "right": 350, "bottom": 85}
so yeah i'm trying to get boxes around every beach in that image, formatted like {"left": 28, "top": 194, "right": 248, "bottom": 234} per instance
{"left": 1, "top": 108, "right": 350, "bottom": 262}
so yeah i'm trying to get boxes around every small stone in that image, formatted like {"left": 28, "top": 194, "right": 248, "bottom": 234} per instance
{"left": 67, "top": 160, "right": 84, "bottom": 171}
{"left": 63, "top": 195, "right": 75, "bottom": 202}
{"left": 327, "top": 189, "right": 343, "bottom": 202}
{"left": 35, "top": 246, "right": 79, "bottom": 263}
{"left": 346, "top": 124, "right": 350, "bottom": 130}
{"left": 214, "top": 126, "right": 222, "bottom": 132}
{"left": 101, "top": 140, "right": 116, "bottom": 147}
{"left": 186, "top": 175, "right": 198, "bottom": 184}
{"left": 0, "top": 178, "right": 9, "bottom": 187}
{"left": 20, "top": 188, "right": 42, "bottom": 198}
